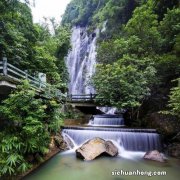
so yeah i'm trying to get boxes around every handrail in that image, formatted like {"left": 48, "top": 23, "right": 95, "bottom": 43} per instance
{"left": 67, "top": 93, "right": 99, "bottom": 102}
{"left": 0, "top": 59, "right": 64, "bottom": 101}
{"left": 0, "top": 60, "right": 103, "bottom": 103}
{"left": 68, "top": 94, "right": 97, "bottom": 96}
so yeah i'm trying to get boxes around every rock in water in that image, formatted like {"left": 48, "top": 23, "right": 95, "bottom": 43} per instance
{"left": 76, "top": 137, "right": 118, "bottom": 160}
{"left": 144, "top": 150, "right": 165, "bottom": 162}
{"left": 105, "top": 141, "right": 118, "bottom": 156}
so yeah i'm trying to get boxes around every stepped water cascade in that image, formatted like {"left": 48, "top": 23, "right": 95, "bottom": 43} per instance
{"left": 88, "top": 115, "right": 125, "bottom": 126}
{"left": 62, "top": 115, "right": 162, "bottom": 154}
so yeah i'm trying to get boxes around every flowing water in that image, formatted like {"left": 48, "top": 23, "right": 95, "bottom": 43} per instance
{"left": 24, "top": 27, "right": 180, "bottom": 179}
{"left": 24, "top": 152, "right": 180, "bottom": 180}
{"left": 89, "top": 115, "right": 125, "bottom": 126}
{"left": 62, "top": 128, "right": 161, "bottom": 152}
{"left": 24, "top": 115, "right": 180, "bottom": 180}
{"left": 66, "top": 26, "right": 98, "bottom": 95}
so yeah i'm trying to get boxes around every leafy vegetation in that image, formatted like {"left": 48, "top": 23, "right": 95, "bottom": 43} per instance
{"left": 162, "top": 79, "right": 180, "bottom": 119}
{"left": 0, "top": 0, "right": 179, "bottom": 177}
{"left": 62, "top": 0, "right": 139, "bottom": 36}
{"left": 93, "top": 55, "right": 156, "bottom": 118}
{"left": 63, "top": 0, "right": 180, "bottom": 120}
{"left": 0, "top": 0, "right": 70, "bottom": 87}
{"left": 0, "top": 0, "right": 69, "bottom": 177}
{"left": 0, "top": 81, "right": 64, "bottom": 177}
{"left": 167, "top": 85, "right": 180, "bottom": 118}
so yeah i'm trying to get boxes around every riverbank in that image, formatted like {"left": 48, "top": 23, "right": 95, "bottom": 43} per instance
{"left": 14, "top": 133, "right": 68, "bottom": 180}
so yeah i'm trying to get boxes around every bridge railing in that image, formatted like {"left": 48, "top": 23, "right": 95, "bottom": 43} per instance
{"left": 67, "top": 94, "right": 97, "bottom": 101}
{"left": 0, "top": 58, "right": 65, "bottom": 101}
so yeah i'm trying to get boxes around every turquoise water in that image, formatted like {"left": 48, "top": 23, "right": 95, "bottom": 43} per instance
{"left": 24, "top": 151, "right": 180, "bottom": 180}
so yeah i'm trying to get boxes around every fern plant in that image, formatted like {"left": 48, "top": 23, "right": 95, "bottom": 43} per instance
{"left": 0, "top": 80, "right": 64, "bottom": 177}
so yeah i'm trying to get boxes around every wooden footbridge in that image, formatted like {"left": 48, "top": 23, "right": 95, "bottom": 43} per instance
{"left": 0, "top": 58, "right": 103, "bottom": 106}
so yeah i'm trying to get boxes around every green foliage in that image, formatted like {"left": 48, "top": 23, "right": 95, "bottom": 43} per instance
{"left": 0, "top": 0, "right": 70, "bottom": 87}
{"left": 162, "top": 79, "right": 180, "bottom": 118}
{"left": 62, "top": 0, "right": 105, "bottom": 26}
{"left": 125, "top": 0, "right": 162, "bottom": 54}
{"left": 62, "top": 0, "right": 139, "bottom": 36}
{"left": 154, "top": 0, "right": 179, "bottom": 21}
{"left": 167, "top": 85, "right": 180, "bottom": 118}
{"left": 93, "top": 55, "right": 156, "bottom": 109}
{"left": 0, "top": 0, "right": 36, "bottom": 66}
{"left": 45, "top": 100, "right": 64, "bottom": 133}
{"left": 97, "top": 36, "right": 143, "bottom": 64}
{"left": 0, "top": 81, "right": 64, "bottom": 177}
{"left": 32, "top": 23, "right": 70, "bottom": 87}
{"left": 93, "top": 0, "right": 180, "bottom": 118}
{"left": 159, "top": 8, "right": 180, "bottom": 52}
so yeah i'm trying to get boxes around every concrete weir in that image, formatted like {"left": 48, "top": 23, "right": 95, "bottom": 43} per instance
{"left": 62, "top": 114, "right": 162, "bottom": 152}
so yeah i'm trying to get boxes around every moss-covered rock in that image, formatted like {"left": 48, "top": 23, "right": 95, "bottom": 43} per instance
{"left": 144, "top": 112, "right": 180, "bottom": 138}
{"left": 144, "top": 112, "right": 180, "bottom": 158}
{"left": 54, "top": 133, "right": 69, "bottom": 151}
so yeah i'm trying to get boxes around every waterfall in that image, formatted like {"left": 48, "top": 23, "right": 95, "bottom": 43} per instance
{"left": 66, "top": 26, "right": 98, "bottom": 95}
{"left": 62, "top": 128, "right": 161, "bottom": 152}
{"left": 62, "top": 114, "right": 162, "bottom": 152}
{"left": 89, "top": 114, "right": 124, "bottom": 126}
{"left": 97, "top": 107, "right": 118, "bottom": 114}
{"left": 64, "top": 26, "right": 162, "bottom": 156}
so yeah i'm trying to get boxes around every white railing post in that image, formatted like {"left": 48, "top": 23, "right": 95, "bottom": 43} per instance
{"left": 24, "top": 70, "right": 28, "bottom": 80}
{"left": 39, "top": 80, "right": 41, "bottom": 89}
{"left": 3, "top": 57, "right": 7, "bottom": 76}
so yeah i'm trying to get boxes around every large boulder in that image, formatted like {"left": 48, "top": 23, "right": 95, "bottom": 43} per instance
{"left": 76, "top": 137, "right": 118, "bottom": 160}
{"left": 143, "top": 150, "right": 166, "bottom": 162}
{"left": 145, "top": 113, "right": 180, "bottom": 138}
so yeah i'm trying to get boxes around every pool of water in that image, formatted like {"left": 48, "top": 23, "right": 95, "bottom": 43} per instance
{"left": 24, "top": 151, "right": 180, "bottom": 180}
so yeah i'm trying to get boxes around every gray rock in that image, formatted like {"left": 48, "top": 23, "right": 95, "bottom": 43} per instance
{"left": 171, "top": 132, "right": 180, "bottom": 143}
{"left": 63, "top": 134, "right": 74, "bottom": 149}
{"left": 54, "top": 134, "right": 69, "bottom": 151}
{"left": 105, "top": 140, "right": 118, "bottom": 156}
{"left": 76, "top": 137, "right": 118, "bottom": 161}
{"left": 144, "top": 150, "right": 165, "bottom": 162}
{"left": 167, "top": 143, "right": 180, "bottom": 158}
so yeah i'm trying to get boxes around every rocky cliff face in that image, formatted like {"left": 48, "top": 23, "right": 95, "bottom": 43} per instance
{"left": 145, "top": 113, "right": 180, "bottom": 158}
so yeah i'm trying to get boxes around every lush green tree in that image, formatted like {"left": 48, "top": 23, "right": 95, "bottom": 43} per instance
{"left": 97, "top": 35, "right": 143, "bottom": 64}
{"left": 159, "top": 8, "right": 180, "bottom": 52}
{"left": 93, "top": 0, "right": 179, "bottom": 119}
{"left": 93, "top": 55, "right": 156, "bottom": 115}
{"left": 167, "top": 83, "right": 180, "bottom": 118}
{"left": 161, "top": 79, "right": 180, "bottom": 119}
{"left": 154, "top": 0, "right": 179, "bottom": 21}
{"left": 0, "top": 81, "right": 64, "bottom": 177}
{"left": 125, "top": 0, "right": 162, "bottom": 55}
{"left": 0, "top": 1, "right": 70, "bottom": 88}
{"left": 0, "top": 0, "right": 36, "bottom": 67}
{"left": 32, "top": 23, "right": 70, "bottom": 88}
{"left": 62, "top": 0, "right": 139, "bottom": 37}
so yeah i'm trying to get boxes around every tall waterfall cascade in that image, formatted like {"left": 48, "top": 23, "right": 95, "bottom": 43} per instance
{"left": 66, "top": 26, "right": 98, "bottom": 95}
